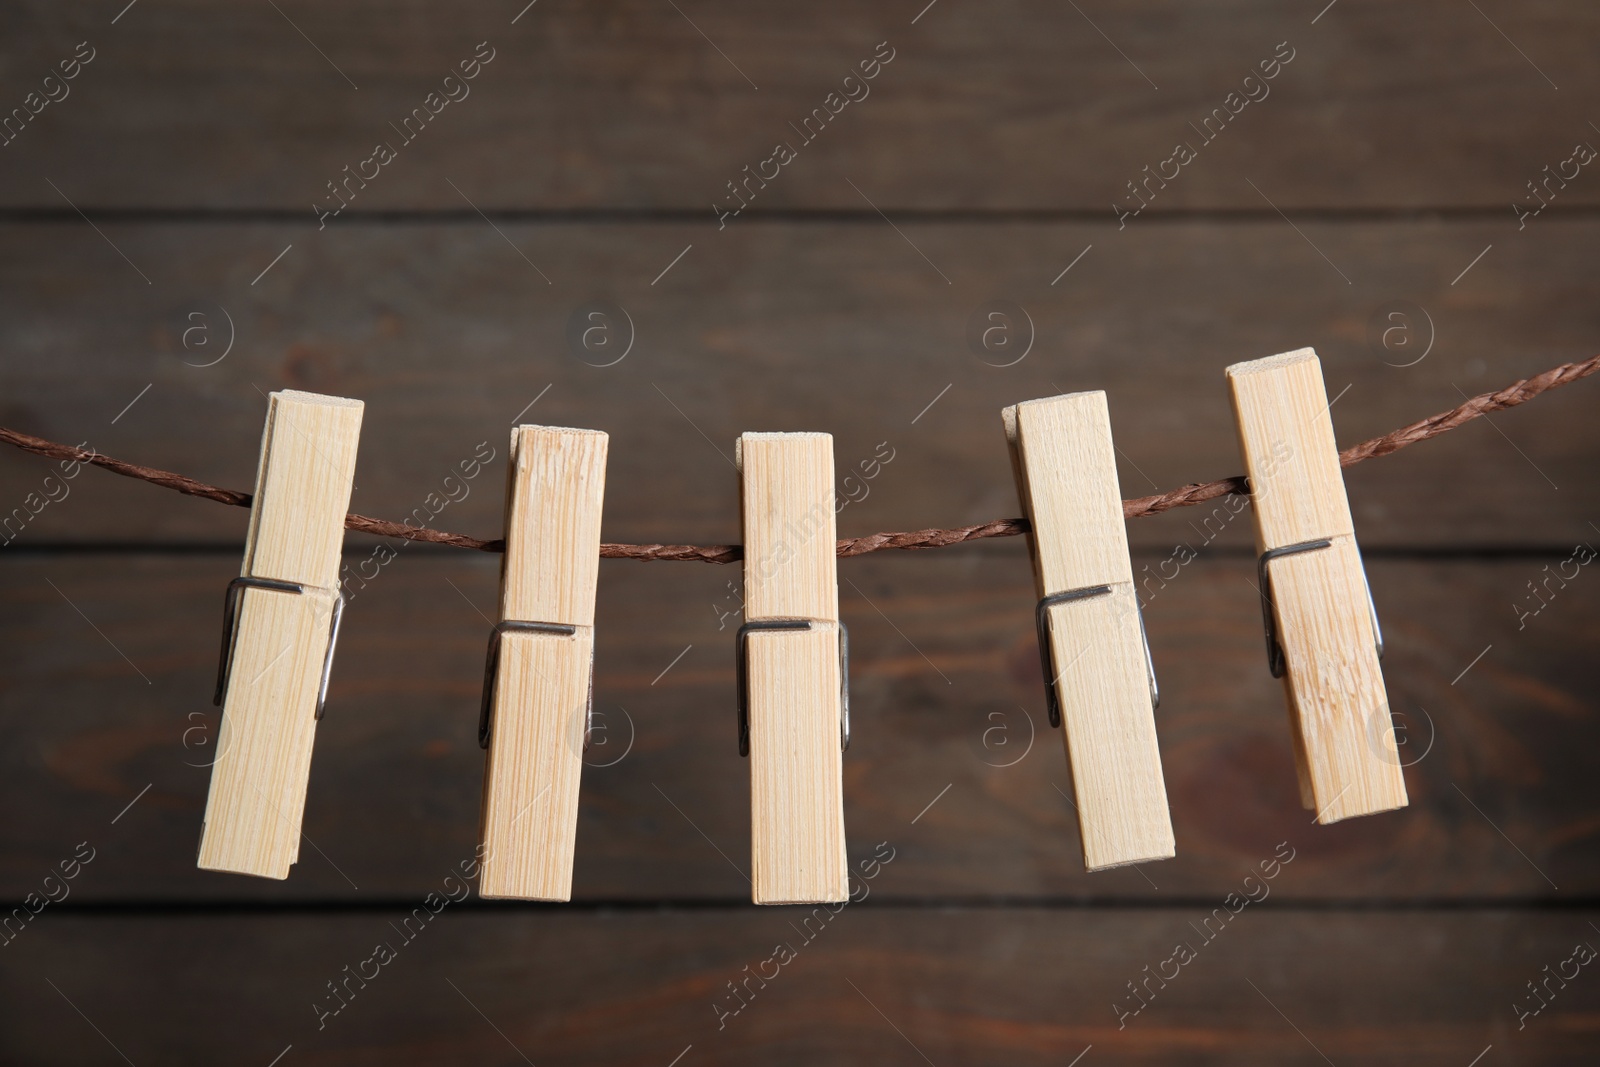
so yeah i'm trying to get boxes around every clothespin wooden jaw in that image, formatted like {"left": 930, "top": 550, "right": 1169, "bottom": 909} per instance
{"left": 737, "top": 432, "right": 849, "bottom": 905}
{"left": 199, "top": 390, "right": 363, "bottom": 880}
{"left": 478, "top": 425, "right": 607, "bottom": 901}
{"left": 1004, "top": 392, "right": 1175, "bottom": 871}
{"left": 1227, "top": 348, "right": 1407, "bottom": 823}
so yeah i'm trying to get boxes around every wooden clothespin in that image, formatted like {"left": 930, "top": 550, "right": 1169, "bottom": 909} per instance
{"left": 1004, "top": 392, "right": 1175, "bottom": 871}
{"left": 737, "top": 432, "right": 849, "bottom": 904}
{"left": 1227, "top": 348, "right": 1407, "bottom": 822}
{"left": 199, "top": 390, "right": 363, "bottom": 879}
{"left": 478, "top": 425, "right": 607, "bottom": 900}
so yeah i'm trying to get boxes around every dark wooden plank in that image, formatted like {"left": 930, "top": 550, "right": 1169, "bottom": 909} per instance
{"left": 1, "top": 219, "right": 1596, "bottom": 550}
{"left": 1, "top": 907, "right": 1596, "bottom": 1064}
{"left": 3, "top": 548, "right": 1596, "bottom": 901}
{"left": 1, "top": 2, "right": 1598, "bottom": 211}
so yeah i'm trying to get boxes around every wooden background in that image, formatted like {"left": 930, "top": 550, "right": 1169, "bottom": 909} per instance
{"left": 2, "top": 1, "right": 1598, "bottom": 1063}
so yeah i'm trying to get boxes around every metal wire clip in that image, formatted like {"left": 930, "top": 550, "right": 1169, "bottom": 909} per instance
{"left": 735, "top": 619, "right": 850, "bottom": 757}
{"left": 479, "top": 620, "right": 595, "bottom": 751}
{"left": 1256, "top": 538, "right": 1384, "bottom": 679}
{"left": 214, "top": 575, "right": 346, "bottom": 721}
{"left": 1034, "top": 585, "right": 1160, "bottom": 729}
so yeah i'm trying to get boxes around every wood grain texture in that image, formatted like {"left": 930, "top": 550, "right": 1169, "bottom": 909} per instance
{"left": 3, "top": 550, "right": 1594, "bottom": 903}
{"left": 1228, "top": 351, "right": 1407, "bottom": 823}
{"left": 2, "top": 0, "right": 1595, "bottom": 1057}
{"left": 479, "top": 425, "right": 607, "bottom": 901}
{"left": 739, "top": 434, "right": 839, "bottom": 623}
{"left": 243, "top": 392, "right": 365, "bottom": 589}
{"left": 2, "top": 220, "right": 1596, "bottom": 551}
{"left": 739, "top": 432, "right": 847, "bottom": 904}
{"left": 198, "top": 390, "right": 362, "bottom": 879}
{"left": 1005, "top": 392, "right": 1173, "bottom": 869}
{"left": 1, "top": 908, "right": 1596, "bottom": 1065}
{"left": 496, "top": 427, "right": 606, "bottom": 627}
{"left": 2, "top": 1, "right": 1600, "bottom": 212}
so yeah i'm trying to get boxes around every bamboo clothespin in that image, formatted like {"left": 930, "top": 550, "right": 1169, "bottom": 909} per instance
{"left": 1004, "top": 392, "right": 1175, "bottom": 870}
{"left": 737, "top": 432, "right": 849, "bottom": 905}
{"left": 199, "top": 390, "right": 363, "bottom": 879}
{"left": 478, "top": 425, "right": 607, "bottom": 901}
{"left": 1227, "top": 348, "right": 1407, "bottom": 823}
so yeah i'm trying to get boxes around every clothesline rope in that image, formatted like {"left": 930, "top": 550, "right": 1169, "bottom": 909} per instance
{"left": 2, "top": 353, "right": 1596, "bottom": 564}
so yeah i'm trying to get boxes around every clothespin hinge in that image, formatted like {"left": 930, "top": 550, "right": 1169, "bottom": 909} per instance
{"left": 1256, "top": 538, "right": 1384, "bottom": 679}
{"left": 735, "top": 618, "right": 850, "bottom": 757}
{"left": 214, "top": 575, "right": 346, "bottom": 721}
{"left": 1034, "top": 585, "right": 1159, "bottom": 729}
{"left": 478, "top": 620, "right": 595, "bottom": 750}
